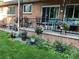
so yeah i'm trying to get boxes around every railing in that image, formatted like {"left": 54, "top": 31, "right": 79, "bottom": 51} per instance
{"left": 64, "top": 18, "right": 79, "bottom": 26}
{"left": 15, "top": 17, "right": 79, "bottom": 31}
{"left": 1, "top": 17, "right": 79, "bottom": 35}
{"left": 22, "top": 17, "right": 79, "bottom": 35}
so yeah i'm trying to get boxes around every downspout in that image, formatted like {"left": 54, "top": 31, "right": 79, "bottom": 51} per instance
{"left": 18, "top": 0, "right": 20, "bottom": 32}
{"left": 60, "top": 0, "right": 66, "bottom": 21}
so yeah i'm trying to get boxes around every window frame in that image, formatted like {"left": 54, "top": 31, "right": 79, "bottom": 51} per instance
{"left": 7, "top": 6, "right": 16, "bottom": 16}
{"left": 41, "top": 5, "right": 60, "bottom": 19}
{"left": 65, "top": 4, "right": 79, "bottom": 19}
{"left": 23, "top": 4, "right": 32, "bottom": 14}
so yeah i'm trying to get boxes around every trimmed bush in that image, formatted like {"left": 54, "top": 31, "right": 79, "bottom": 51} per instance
{"left": 35, "top": 27, "right": 43, "bottom": 35}
{"left": 19, "top": 31, "right": 27, "bottom": 41}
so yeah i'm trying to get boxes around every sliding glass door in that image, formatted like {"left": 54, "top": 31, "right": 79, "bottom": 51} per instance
{"left": 42, "top": 7, "right": 49, "bottom": 22}
{"left": 42, "top": 6, "right": 60, "bottom": 23}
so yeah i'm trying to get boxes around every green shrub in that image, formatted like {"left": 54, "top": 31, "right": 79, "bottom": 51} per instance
{"left": 29, "top": 35, "right": 51, "bottom": 50}
{"left": 35, "top": 27, "right": 43, "bottom": 35}
{"left": 26, "top": 35, "right": 39, "bottom": 45}
{"left": 62, "top": 23, "right": 70, "bottom": 30}
{"left": 19, "top": 31, "right": 27, "bottom": 41}
{"left": 53, "top": 41, "right": 69, "bottom": 53}
{"left": 36, "top": 40, "right": 51, "bottom": 50}
{"left": 10, "top": 32, "right": 16, "bottom": 38}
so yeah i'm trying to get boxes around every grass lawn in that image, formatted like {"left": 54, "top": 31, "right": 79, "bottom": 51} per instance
{"left": 0, "top": 30, "right": 79, "bottom": 59}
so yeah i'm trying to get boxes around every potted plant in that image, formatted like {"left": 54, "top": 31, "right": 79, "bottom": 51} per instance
{"left": 61, "top": 23, "right": 70, "bottom": 34}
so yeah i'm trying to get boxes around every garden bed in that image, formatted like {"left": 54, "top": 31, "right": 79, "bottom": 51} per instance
{"left": 0, "top": 30, "right": 79, "bottom": 59}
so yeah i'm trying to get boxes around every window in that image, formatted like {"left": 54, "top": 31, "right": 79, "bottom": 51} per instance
{"left": 0, "top": 8, "right": 4, "bottom": 20}
{"left": 8, "top": 6, "right": 15, "bottom": 14}
{"left": 0, "top": 8, "right": 3, "bottom": 13}
{"left": 42, "top": 6, "right": 60, "bottom": 22}
{"left": 74, "top": 5, "right": 79, "bottom": 18}
{"left": 65, "top": 5, "right": 74, "bottom": 18}
{"left": 3, "top": 0, "right": 13, "bottom": 2}
{"left": 23, "top": 4, "right": 32, "bottom": 13}
{"left": 50, "top": 7, "right": 59, "bottom": 18}
{"left": 42, "top": 6, "right": 59, "bottom": 19}
{"left": 65, "top": 5, "right": 79, "bottom": 18}
{"left": 0, "top": 8, "right": 3, "bottom": 15}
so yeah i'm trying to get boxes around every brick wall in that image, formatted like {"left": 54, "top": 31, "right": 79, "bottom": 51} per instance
{"left": 27, "top": 31, "right": 79, "bottom": 48}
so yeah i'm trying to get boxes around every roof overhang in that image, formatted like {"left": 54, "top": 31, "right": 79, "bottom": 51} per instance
{"left": 0, "top": 0, "right": 79, "bottom": 7}
{"left": 0, "top": 0, "right": 44, "bottom": 6}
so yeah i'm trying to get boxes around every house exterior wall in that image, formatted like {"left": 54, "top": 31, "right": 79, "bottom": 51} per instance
{"left": 0, "top": 2, "right": 42, "bottom": 25}
{"left": 23, "top": 2, "right": 41, "bottom": 18}
{"left": 22, "top": 0, "right": 63, "bottom": 18}
{"left": 1, "top": 0, "right": 79, "bottom": 25}
{"left": 0, "top": 5, "right": 17, "bottom": 25}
